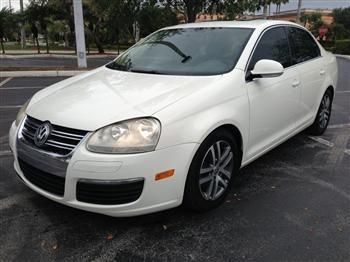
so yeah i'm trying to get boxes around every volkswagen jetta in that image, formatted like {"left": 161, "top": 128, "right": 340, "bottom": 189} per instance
{"left": 9, "top": 20, "right": 338, "bottom": 216}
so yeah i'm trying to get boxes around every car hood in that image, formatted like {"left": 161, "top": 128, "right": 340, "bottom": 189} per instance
{"left": 27, "top": 67, "right": 223, "bottom": 131}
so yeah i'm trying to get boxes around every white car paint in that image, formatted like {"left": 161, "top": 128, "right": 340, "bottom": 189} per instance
{"left": 9, "top": 20, "right": 338, "bottom": 216}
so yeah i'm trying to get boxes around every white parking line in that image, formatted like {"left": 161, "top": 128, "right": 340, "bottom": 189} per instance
{"left": 0, "top": 86, "right": 44, "bottom": 90}
{"left": 308, "top": 136, "right": 334, "bottom": 147}
{"left": 0, "top": 150, "right": 12, "bottom": 157}
{"left": 0, "top": 105, "right": 22, "bottom": 109}
{"left": 309, "top": 135, "right": 350, "bottom": 158}
{"left": 336, "top": 90, "right": 350, "bottom": 94}
{"left": 0, "top": 77, "right": 12, "bottom": 87}
{"left": 328, "top": 123, "right": 350, "bottom": 129}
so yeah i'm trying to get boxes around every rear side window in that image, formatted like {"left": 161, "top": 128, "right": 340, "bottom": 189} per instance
{"left": 287, "top": 27, "right": 320, "bottom": 64}
{"left": 248, "top": 27, "right": 291, "bottom": 71}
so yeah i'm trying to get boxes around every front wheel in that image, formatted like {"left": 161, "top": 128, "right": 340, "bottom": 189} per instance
{"left": 183, "top": 129, "right": 240, "bottom": 212}
{"left": 307, "top": 89, "right": 333, "bottom": 136}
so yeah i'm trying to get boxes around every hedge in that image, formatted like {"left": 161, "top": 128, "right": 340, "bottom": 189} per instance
{"left": 334, "top": 39, "right": 350, "bottom": 55}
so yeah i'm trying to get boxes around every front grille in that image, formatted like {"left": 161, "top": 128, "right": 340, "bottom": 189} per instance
{"left": 76, "top": 179, "right": 144, "bottom": 205}
{"left": 22, "top": 115, "right": 88, "bottom": 156}
{"left": 18, "top": 158, "right": 65, "bottom": 197}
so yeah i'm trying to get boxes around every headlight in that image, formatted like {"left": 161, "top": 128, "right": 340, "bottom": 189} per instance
{"left": 87, "top": 118, "right": 161, "bottom": 154}
{"left": 15, "top": 99, "right": 30, "bottom": 126}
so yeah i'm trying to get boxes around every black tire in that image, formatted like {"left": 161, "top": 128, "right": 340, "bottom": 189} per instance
{"left": 307, "top": 89, "right": 333, "bottom": 136}
{"left": 183, "top": 129, "right": 241, "bottom": 212}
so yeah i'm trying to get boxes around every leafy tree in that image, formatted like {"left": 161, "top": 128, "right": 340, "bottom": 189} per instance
{"left": 25, "top": 0, "right": 52, "bottom": 53}
{"left": 49, "top": 0, "right": 75, "bottom": 47}
{"left": 137, "top": 3, "right": 178, "bottom": 37}
{"left": 159, "top": 0, "right": 214, "bottom": 23}
{"left": 218, "top": 0, "right": 261, "bottom": 20}
{"left": 331, "top": 7, "right": 350, "bottom": 40}
{"left": 328, "top": 23, "right": 349, "bottom": 41}
{"left": 257, "top": 0, "right": 289, "bottom": 18}
{"left": 300, "top": 12, "right": 323, "bottom": 36}
{"left": 0, "top": 8, "right": 16, "bottom": 54}
{"left": 333, "top": 7, "right": 350, "bottom": 29}
{"left": 274, "top": 0, "right": 288, "bottom": 14}
{"left": 83, "top": 0, "right": 106, "bottom": 53}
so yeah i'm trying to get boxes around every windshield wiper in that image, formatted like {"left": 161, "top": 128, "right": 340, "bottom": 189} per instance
{"left": 145, "top": 40, "right": 192, "bottom": 63}
{"left": 129, "top": 68, "right": 165, "bottom": 75}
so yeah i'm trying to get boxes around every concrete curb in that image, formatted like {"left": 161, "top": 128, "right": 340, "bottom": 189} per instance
{"left": 335, "top": 54, "right": 350, "bottom": 60}
{"left": 0, "top": 70, "right": 87, "bottom": 77}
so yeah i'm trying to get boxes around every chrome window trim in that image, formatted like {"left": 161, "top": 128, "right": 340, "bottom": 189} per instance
{"left": 244, "top": 24, "right": 323, "bottom": 79}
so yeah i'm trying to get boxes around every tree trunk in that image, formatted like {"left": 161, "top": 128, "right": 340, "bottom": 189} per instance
{"left": 88, "top": 25, "right": 105, "bottom": 54}
{"left": 263, "top": 1, "right": 268, "bottom": 19}
{"left": 45, "top": 32, "right": 49, "bottom": 54}
{"left": 117, "top": 34, "right": 120, "bottom": 55}
{"left": 20, "top": 0, "right": 25, "bottom": 48}
{"left": 92, "top": 35, "right": 104, "bottom": 54}
{"left": 0, "top": 39, "right": 5, "bottom": 54}
{"left": 185, "top": 1, "right": 196, "bottom": 23}
{"left": 35, "top": 37, "right": 40, "bottom": 54}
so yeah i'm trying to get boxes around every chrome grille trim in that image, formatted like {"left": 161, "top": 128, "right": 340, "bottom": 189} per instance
{"left": 50, "top": 132, "right": 82, "bottom": 141}
{"left": 51, "top": 129, "right": 85, "bottom": 138}
{"left": 21, "top": 115, "right": 89, "bottom": 156}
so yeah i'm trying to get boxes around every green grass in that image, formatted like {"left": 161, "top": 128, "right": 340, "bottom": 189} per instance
{"left": 3, "top": 42, "right": 132, "bottom": 53}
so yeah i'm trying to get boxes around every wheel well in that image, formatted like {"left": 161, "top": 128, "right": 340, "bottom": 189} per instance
{"left": 327, "top": 85, "right": 335, "bottom": 100}
{"left": 213, "top": 124, "right": 243, "bottom": 157}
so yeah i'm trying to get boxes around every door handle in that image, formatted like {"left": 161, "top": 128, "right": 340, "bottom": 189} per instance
{"left": 320, "top": 70, "right": 325, "bottom": 75}
{"left": 292, "top": 80, "right": 300, "bottom": 88}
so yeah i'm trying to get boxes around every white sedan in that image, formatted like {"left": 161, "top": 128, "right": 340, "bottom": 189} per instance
{"left": 9, "top": 20, "right": 338, "bottom": 216}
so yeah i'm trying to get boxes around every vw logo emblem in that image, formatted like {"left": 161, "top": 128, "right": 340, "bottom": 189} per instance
{"left": 34, "top": 122, "right": 51, "bottom": 147}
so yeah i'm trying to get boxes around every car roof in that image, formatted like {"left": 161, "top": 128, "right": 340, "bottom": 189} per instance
{"left": 163, "top": 19, "right": 300, "bottom": 30}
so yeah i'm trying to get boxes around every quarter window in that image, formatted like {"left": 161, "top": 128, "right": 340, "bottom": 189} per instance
{"left": 287, "top": 27, "right": 320, "bottom": 64}
{"left": 248, "top": 27, "right": 291, "bottom": 71}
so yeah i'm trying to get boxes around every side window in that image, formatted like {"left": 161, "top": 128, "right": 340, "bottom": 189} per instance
{"left": 248, "top": 27, "right": 291, "bottom": 71}
{"left": 287, "top": 27, "right": 321, "bottom": 64}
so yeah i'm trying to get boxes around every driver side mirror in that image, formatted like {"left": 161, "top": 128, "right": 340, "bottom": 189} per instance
{"left": 246, "top": 59, "right": 284, "bottom": 81}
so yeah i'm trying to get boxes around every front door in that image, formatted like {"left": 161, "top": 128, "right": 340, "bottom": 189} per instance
{"left": 245, "top": 26, "right": 301, "bottom": 160}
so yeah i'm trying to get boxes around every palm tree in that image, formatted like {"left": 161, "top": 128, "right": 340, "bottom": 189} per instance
{"left": 273, "top": 0, "right": 289, "bottom": 14}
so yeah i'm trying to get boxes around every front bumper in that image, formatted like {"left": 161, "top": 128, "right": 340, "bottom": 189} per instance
{"left": 9, "top": 121, "right": 198, "bottom": 217}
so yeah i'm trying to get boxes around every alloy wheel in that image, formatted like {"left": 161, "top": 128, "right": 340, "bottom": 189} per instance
{"left": 198, "top": 140, "right": 234, "bottom": 201}
{"left": 319, "top": 94, "right": 331, "bottom": 129}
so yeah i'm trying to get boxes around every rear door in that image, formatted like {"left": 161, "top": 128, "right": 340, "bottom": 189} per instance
{"left": 287, "top": 26, "right": 326, "bottom": 128}
{"left": 245, "top": 26, "right": 301, "bottom": 159}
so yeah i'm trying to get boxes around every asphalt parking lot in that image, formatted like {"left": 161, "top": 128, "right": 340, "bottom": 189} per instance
{"left": 0, "top": 57, "right": 349, "bottom": 261}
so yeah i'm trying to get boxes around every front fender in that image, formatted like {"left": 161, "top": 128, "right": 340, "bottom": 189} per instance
{"left": 154, "top": 70, "right": 250, "bottom": 162}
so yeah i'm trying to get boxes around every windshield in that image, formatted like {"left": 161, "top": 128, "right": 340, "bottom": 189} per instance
{"left": 106, "top": 27, "right": 254, "bottom": 76}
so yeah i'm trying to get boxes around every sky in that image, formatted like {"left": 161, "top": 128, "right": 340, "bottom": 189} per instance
{"left": 1, "top": 0, "right": 349, "bottom": 12}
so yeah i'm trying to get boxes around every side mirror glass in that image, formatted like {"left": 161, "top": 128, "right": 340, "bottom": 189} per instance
{"left": 247, "top": 59, "right": 284, "bottom": 81}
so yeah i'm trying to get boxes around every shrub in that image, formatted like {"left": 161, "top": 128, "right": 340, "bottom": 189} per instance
{"left": 334, "top": 39, "right": 350, "bottom": 55}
